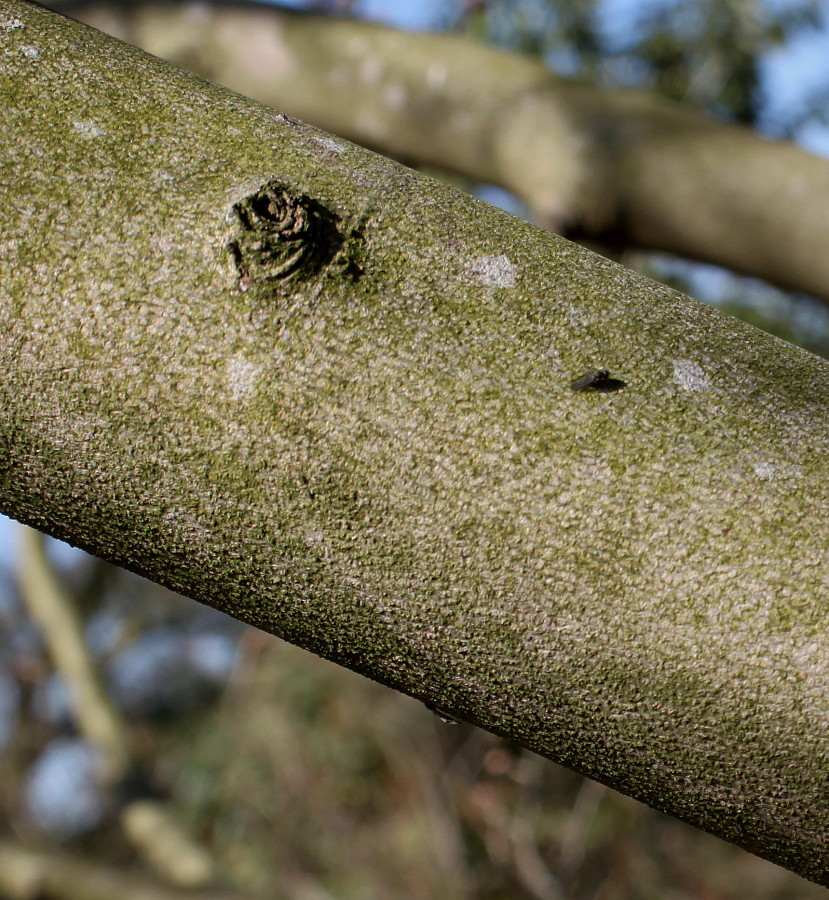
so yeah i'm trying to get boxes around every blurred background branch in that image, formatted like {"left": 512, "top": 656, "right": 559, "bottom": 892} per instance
{"left": 0, "top": 839, "right": 251, "bottom": 900}
{"left": 44, "top": 0, "right": 829, "bottom": 342}
{"left": 17, "top": 527, "right": 130, "bottom": 784}
{"left": 56, "top": 1, "right": 829, "bottom": 302}
{"left": 16, "top": 526, "right": 216, "bottom": 890}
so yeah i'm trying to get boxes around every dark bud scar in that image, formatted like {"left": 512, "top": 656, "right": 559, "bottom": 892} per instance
{"left": 227, "top": 181, "right": 344, "bottom": 285}
{"left": 569, "top": 369, "right": 626, "bottom": 392}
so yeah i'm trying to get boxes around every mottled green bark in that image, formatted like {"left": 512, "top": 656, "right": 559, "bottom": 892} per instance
{"left": 56, "top": 1, "right": 829, "bottom": 303}
{"left": 1, "top": 0, "right": 827, "bottom": 885}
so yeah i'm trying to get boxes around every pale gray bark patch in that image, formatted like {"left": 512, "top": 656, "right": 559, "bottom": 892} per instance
{"left": 466, "top": 253, "right": 516, "bottom": 287}
{"left": 672, "top": 358, "right": 710, "bottom": 392}
{"left": 225, "top": 356, "right": 261, "bottom": 401}
{"left": 71, "top": 120, "right": 106, "bottom": 138}
{"left": 753, "top": 460, "right": 776, "bottom": 479}
{"left": 310, "top": 135, "right": 346, "bottom": 154}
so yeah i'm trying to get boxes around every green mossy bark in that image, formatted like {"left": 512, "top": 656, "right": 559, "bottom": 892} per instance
{"left": 58, "top": 0, "right": 829, "bottom": 302}
{"left": 0, "top": 0, "right": 827, "bottom": 884}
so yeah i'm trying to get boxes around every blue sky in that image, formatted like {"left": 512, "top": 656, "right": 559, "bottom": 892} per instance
{"left": 353, "top": 0, "right": 463, "bottom": 29}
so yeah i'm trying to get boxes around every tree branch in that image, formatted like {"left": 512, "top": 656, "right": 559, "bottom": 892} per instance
{"left": 53, "top": 0, "right": 829, "bottom": 302}
{"left": 1, "top": 0, "right": 827, "bottom": 885}
{"left": 17, "top": 525, "right": 131, "bottom": 781}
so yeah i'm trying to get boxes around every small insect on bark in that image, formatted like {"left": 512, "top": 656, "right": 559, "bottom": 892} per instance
{"left": 570, "top": 369, "right": 610, "bottom": 391}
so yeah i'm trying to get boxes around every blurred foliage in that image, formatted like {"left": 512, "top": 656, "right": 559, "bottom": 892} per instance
{"left": 626, "top": 252, "right": 829, "bottom": 357}
{"left": 166, "top": 630, "right": 828, "bottom": 899}
{"left": 460, "top": 0, "right": 828, "bottom": 131}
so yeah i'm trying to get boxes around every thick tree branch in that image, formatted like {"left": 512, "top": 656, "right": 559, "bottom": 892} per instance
{"left": 55, "top": 0, "right": 829, "bottom": 302}
{"left": 0, "top": 0, "right": 827, "bottom": 886}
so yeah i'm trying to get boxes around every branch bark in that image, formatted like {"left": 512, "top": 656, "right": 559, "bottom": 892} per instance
{"left": 53, "top": 0, "right": 829, "bottom": 303}
{"left": 1, "top": 0, "right": 827, "bottom": 886}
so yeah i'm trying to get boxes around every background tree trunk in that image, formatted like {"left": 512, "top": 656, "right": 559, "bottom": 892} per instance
{"left": 1, "top": 0, "right": 827, "bottom": 885}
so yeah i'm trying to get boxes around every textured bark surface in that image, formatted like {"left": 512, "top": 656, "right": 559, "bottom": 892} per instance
{"left": 53, "top": 0, "right": 829, "bottom": 303}
{"left": 1, "top": 0, "right": 827, "bottom": 884}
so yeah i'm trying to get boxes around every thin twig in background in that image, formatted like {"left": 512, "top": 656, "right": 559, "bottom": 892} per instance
{"left": 0, "top": 838, "right": 252, "bottom": 900}
{"left": 17, "top": 525, "right": 130, "bottom": 783}
{"left": 16, "top": 525, "right": 216, "bottom": 890}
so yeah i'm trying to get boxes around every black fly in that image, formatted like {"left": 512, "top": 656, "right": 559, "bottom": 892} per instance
{"left": 570, "top": 369, "right": 610, "bottom": 391}
{"left": 569, "top": 369, "right": 626, "bottom": 392}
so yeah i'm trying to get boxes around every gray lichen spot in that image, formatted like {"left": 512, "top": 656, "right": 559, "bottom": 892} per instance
{"left": 753, "top": 460, "right": 776, "bottom": 480}
{"left": 72, "top": 120, "right": 106, "bottom": 138}
{"left": 0, "top": 15, "right": 24, "bottom": 30}
{"left": 672, "top": 358, "right": 710, "bottom": 392}
{"left": 226, "top": 356, "right": 261, "bottom": 401}
{"left": 467, "top": 254, "right": 516, "bottom": 288}
{"left": 226, "top": 181, "right": 344, "bottom": 287}
{"left": 303, "top": 530, "right": 325, "bottom": 547}
{"left": 311, "top": 135, "right": 346, "bottom": 154}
